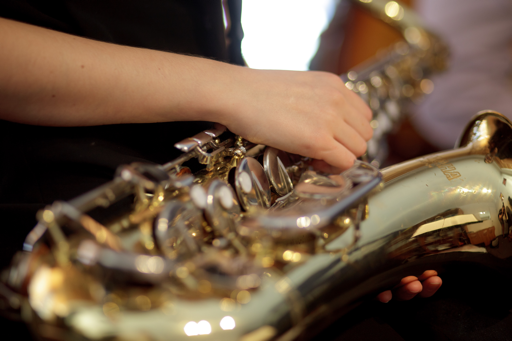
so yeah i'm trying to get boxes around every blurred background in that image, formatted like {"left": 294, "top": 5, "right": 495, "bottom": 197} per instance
{"left": 241, "top": 0, "right": 339, "bottom": 71}
{"left": 240, "top": 0, "right": 438, "bottom": 168}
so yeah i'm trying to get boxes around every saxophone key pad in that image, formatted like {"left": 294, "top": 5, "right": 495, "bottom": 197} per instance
{"left": 235, "top": 157, "right": 271, "bottom": 211}
{"left": 190, "top": 184, "right": 207, "bottom": 209}
{"left": 204, "top": 180, "right": 241, "bottom": 232}
{"left": 263, "top": 147, "right": 294, "bottom": 197}
{"left": 154, "top": 201, "right": 203, "bottom": 257}
{"left": 218, "top": 186, "right": 234, "bottom": 210}
{"left": 238, "top": 171, "right": 253, "bottom": 193}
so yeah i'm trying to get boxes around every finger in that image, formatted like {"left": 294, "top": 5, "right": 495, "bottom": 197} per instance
{"left": 418, "top": 270, "right": 438, "bottom": 281}
{"left": 319, "top": 142, "right": 356, "bottom": 171}
{"left": 338, "top": 104, "right": 374, "bottom": 142}
{"left": 329, "top": 78, "right": 373, "bottom": 140}
{"left": 343, "top": 89, "right": 373, "bottom": 121}
{"left": 377, "top": 290, "right": 392, "bottom": 303}
{"left": 394, "top": 276, "right": 418, "bottom": 288}
{"left": 344, "top": 116, "right": 373, "bottom": 143}
{"left": 395, "top": 280, "right": 423, "bottom": 301}
{"left": 419, "top": 276, "right": 442, "bottom": 298}
{"left": 334, "top": 123, "right": 368, "bottom": 157}
{"left": 310, "top": 159, "right": 343, "bottom": 174}
{"left": 331, "top": 75, "right": 372, "bottom": 120}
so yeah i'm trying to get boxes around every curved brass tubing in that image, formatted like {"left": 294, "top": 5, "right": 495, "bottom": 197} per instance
{"left": 276, "top": 110, "right": 512, "bottom": 340}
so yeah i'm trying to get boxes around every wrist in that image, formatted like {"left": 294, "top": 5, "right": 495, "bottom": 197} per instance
{"left": 160, "top": 55, "right": 242, "bottom": 124}
{"left": 189, "top": 59, "right": 248, "bottom": 125}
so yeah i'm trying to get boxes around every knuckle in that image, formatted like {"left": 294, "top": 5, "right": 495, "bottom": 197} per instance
{"left": 325, "top": 72, "right": 343, "bottom": 85}
{"left": 324, "top": 108, "right": 338, "bottom": 124}
{"left": 298, "top": 134, "right": 324, "bottom": 158}
{"left": 362, "top": 105, "right": 373, "bottom": 120}
{"left": 321, "top": 145, "right": 355, "bottom": 170}
{"left": 364, "top": 124, "right": 374, "bottom": 141}
{"left": 321, "top": 86, "right": 343, "bottom": 105}
{"left": 315, "top": 70, "right": 341, "bottom": 83}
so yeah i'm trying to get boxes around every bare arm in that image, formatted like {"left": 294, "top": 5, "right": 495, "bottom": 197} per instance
{"left": 0, "top": 17, "right": 372, "bottom": 169}
{"left": 0, "top": 17, "right": 232, "bottom": 126}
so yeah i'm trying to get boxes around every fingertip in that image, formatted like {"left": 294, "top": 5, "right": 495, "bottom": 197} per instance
{"left": 344, "top": 157, "right": 357, "bottom": 170}
{"left": 418, "top": 270, "right": 438, "bottom": 281}
{"left": 325, "top": 151, "right": 356, "bottom": 171}
{"left": 431, "top": 277, "right": 442, "bottom": 286}
{"left": 419, "top": 276, "right": 442, "bottom": 298}
{"left": 396, "top": 281, "right": 422, "bottom": 301}
{"left": 396, "top": 276, "right": 419, "bottom": 288}
{"left": 406, "top": 281, "right": 423, "bottom": 294}
{"left": 377, "top": 290, "right": 392, "bottom": 303}
{"left": 427, "top": 276, "right": 442, "bottom": 288}
{"left": 319, "top": 139, "right": 361, "bottom": 171}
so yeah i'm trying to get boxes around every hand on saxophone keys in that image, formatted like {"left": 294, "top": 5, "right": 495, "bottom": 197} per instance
{"left": 219, "top": 68, "right": 373, "bottom": 171}
{"left": 377, "top": 270, "right": 443, "bottom": 303}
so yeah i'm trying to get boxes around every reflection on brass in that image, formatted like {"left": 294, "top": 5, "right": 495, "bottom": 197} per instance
{"left": 80, "top": 214, "right": 123, "bottom": 251}
{"left": 240, "top": 326, "right": 277, "bottom": 341}
{"left": 235, "top": 157, "right": 271, "bottom": 210}
{"left": 263, "top": 147, "right": 294, "bottom": 197}
{"left": 411, "top": 214, "right": 481, "bottom": 239}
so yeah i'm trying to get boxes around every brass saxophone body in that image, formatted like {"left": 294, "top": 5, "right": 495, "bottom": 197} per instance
{"left": 4, "top": 111, "right": 512, "bottom": 341}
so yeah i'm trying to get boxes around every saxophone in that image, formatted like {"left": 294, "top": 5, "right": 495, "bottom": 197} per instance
{"left": 5, "top": 1, "right": 508, "bottom": 341}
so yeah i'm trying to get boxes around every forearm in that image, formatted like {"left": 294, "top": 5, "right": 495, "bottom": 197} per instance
{"left": 0, "top": 17, "right": 233, "bottom": 126}
{"left": 0, "top": 17, "right": 373, "bottom": 170}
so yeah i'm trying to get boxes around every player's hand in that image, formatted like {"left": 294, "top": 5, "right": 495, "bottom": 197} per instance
{"left": 377, "top": 270, "right": 442, "bottom": 303}
{"left": 219, "top": 68, "right": 373, "bottom": 170}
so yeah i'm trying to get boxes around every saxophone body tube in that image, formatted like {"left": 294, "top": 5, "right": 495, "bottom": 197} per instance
{"left": 2, "top": 111, "right": 512, "bottom": 341}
